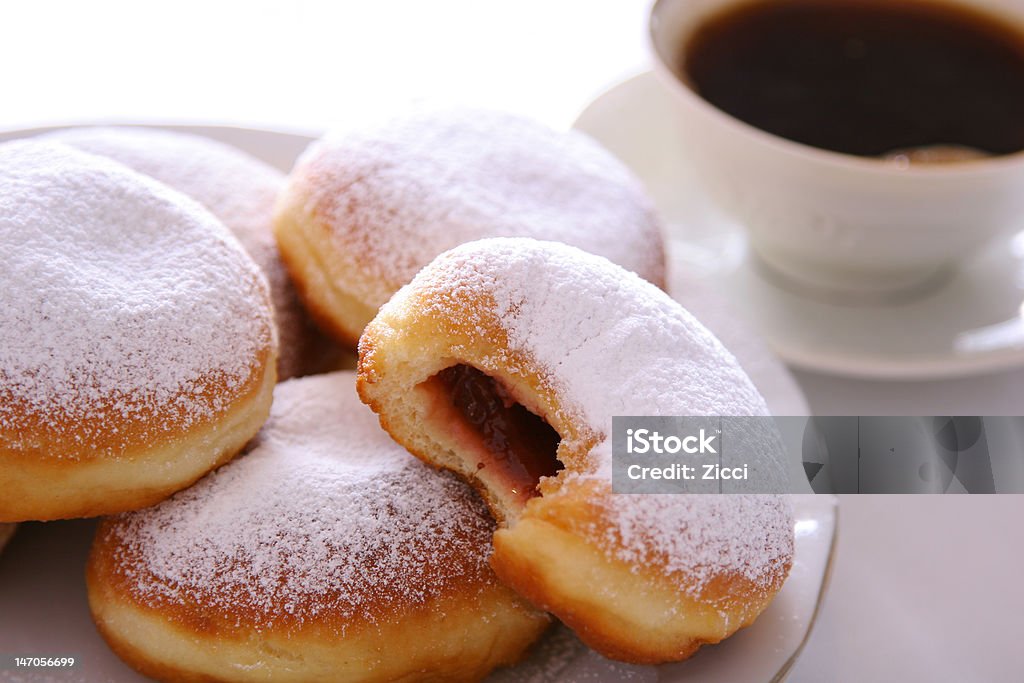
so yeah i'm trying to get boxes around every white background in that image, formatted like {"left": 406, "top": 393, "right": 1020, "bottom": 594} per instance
{"left": 3, "top": 1, "right": 1023, "bottom": 681}
{"left": 0, "top": 1, "right": 649, "bottom": 133}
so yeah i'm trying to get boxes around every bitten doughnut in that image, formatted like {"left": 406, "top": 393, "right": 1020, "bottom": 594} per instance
{"left": 44, "top": 126, "right": 339, "bottom": 379}
{"left": 88, "top": 372, "right": 549, "bottom": 683}
{"left": 274, "top": 108, "right": 666, "bottom": 346}
{"left": 0, "top": 141, "right": 277, "bottom": 522}
{"left": 358, "top": 238, "right": 794, "bottom": 664}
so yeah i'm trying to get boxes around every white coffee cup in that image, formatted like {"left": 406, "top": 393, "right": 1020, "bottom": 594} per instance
{"left": 650, "top": 0, "right": 1024, "bottom": 299}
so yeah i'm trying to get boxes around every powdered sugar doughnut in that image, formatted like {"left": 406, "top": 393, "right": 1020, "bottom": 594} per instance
{"left": 0, "top": 141, "right": 276, "bottom": 522}
{"left": 358, "top": 238, "right": 793, "bottom": 663}
{"left": 88, "top": 371, "right": 548, "bottom": 682}
{"left": 44, "top": 126, "right": 338, "bottom": 380}
{"left": 274, "top": 108, "right": 666, "bottom": 346}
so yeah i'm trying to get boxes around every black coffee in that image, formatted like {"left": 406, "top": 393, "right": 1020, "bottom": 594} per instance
{"left": 683, "top": 0, "right": 1024, "bottom": 158}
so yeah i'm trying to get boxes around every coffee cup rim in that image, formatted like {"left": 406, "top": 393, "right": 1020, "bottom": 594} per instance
{"left": 648, "top": 0, "right": 1024, "bottom": 179}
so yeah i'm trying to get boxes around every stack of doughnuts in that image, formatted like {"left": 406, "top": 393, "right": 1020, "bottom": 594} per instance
{"left": 0, "top": 110, "right": 795, "bottom": 681}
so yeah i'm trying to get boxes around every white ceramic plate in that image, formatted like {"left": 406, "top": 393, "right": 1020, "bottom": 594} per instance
{"left": 0, "top": 497, "right": 836, "bottom": 683}
{"left": 0, "top": 125, "right": 830, "bottom": 682}
{"left": 574, "top": 71, "right": 1024, "bottom": 380}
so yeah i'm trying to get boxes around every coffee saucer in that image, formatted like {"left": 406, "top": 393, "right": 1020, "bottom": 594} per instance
{"left": 574, "top": 71, "right": 1024, "bottom": 380}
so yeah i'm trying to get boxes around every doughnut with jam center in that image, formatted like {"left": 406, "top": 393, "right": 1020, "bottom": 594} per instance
{"left": 358, "top": 238, "right": 794, "bottom": 664}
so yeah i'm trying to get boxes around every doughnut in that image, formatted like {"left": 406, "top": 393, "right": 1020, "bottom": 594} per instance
{"left": 0, "top": 141, "right": 277, "bottom": 522}
{"left": 357, "top": 238, "right": 794, "bottom": 664}
{"left": 273, "top": 107, "right": 666, "bottom": 346}
{"left": 43, "top": 126, "right": 339, "bottom": 380}
{"left": 88, "top": 371, "right": 549, "bottom": 682}
{"left": 0, "top": 523, "right": 15, "bottom": 555}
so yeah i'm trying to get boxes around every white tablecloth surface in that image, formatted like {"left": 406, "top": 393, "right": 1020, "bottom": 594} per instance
{"left": 3, "top": 2, "right": 1023, "bottom": 680}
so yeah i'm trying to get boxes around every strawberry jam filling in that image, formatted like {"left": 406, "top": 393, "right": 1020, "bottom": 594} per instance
{"left": 435, "top": 364, "right": 562, "bottom": 501}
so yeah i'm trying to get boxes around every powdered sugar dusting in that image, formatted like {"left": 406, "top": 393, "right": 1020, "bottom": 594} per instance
{"left": 0, "top": 140, "right": 274, "bottom": 453}
{"left": 43, "top": 126, "right": 314, "bottom": 380}
{"left": 42, "top": 127, "right": 283, "bottom": 257}
{"left": 295, "top": 107, "right": 665, "bottom": 309}
{"left": 397, "top": 238, "right": 793, "bottom": 593}
{"left": 103, "top": 371, "right": 498, "bottom": 631}
{"left": 412, "top": 238, "right": 774, "bottom": 464}
{"left": 598, "top": 495, "right": 793, "bottom": 597}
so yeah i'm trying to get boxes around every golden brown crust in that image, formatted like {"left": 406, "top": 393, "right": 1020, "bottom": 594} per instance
{"left": 88, "top": 567, "right": 546, "bottom": 683}
{"left": 0, "top": 341, "right": 273, "bottom": 463}
{"left": 0, "top": 353, "right": 276, "bottom": 522}
{"left": 91, "top": 524, "right": 548, "bottom": 683}
{"left": 492, "top": 480, "right": 790, "bottom": 663}
{"left": 273, "top": 178, "right": 376, "bottom": 348}
{"left": 92, "top": 492, "right": 504, "bottom": 633}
